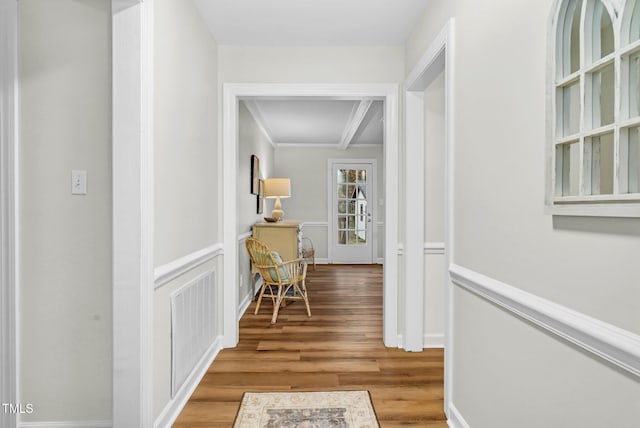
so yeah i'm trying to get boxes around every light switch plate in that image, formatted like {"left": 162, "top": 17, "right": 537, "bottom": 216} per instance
{"left": 71, "top": 170, "right": 87, "bottom": 195}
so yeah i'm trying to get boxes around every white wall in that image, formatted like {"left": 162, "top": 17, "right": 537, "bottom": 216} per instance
{"left": 219, "top": 45, "right": 402, "bottom": 265}
{"left": 153, "top": 0, "right": 219, "bottom": 419}
{"left": 18, "top": 0, "right": 112, "bottom": 422}
{"left": 272, "top": 146, "right": 384, "bottom": 261}
{"left": 424, "top": 71, "right": 446, "bottom": 343}
{"left": 406, "top": 1, "right": 640, "bottom": 426}
{"left": 219, "top": 46, "right": 404, "bottom": 84}
{"left": 238, "top": 102, "right": 275, "bottom": 304}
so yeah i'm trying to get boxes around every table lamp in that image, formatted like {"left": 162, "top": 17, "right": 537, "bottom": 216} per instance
{"left": 264, "top": 178, "right": 291, "bottom": 221}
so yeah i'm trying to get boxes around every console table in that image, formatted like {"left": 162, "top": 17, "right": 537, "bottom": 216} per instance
{"left": 252, "top": 220, "right": 303, "bottom": 261}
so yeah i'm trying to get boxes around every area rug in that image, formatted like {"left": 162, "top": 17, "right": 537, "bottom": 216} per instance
{"left": 233, "top": 390, "right": 380, "bottom": 427}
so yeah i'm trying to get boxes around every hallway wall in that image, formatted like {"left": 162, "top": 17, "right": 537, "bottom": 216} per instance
{"left": 18, "top": 0, "right": 112, "bottom": 422}
{"left": 406, "top": 1, "right": 640, "bottom": 426}
{"left": 238, "top": 102, "right": 275, "bottom": 305}
{"left": 152, "top": 0, "right": 220, "bottom": 420}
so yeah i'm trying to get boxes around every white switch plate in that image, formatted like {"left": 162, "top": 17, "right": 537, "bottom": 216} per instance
{"left": 71, "top": 170, "right": 87, "bottom": 195}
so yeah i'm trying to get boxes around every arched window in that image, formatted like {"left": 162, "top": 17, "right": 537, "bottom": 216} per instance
{"left": 547, "top": 0, "right": 640, "bottom": 216}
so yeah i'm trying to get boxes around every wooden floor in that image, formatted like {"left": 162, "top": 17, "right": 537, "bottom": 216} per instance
{"left": 174, "top": 264, "right": 447, "bottom": 427}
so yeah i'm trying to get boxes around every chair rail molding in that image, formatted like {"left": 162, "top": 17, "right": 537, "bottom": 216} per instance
{"left": 424, "top": 242, "right": 445, "bottom": 254}
{"left": 154, "top": 244, "right": 224, "bottom": 289}
{"left": 450, "top": 264, "right": 640, "bottom": 378}
{"left": 0, "top": 1, "right": 18, "bottom": 428}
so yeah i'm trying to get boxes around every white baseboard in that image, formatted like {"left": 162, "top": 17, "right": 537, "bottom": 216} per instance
{"left": 20, "top": 421, "right": 111, "bottom": 428}
{"left": 424, "top": 333, "right": 445, "bottom": 348}
{"left": 450, "top": 264, "right": 640, "bottom": 378}
{"left": 397, "top": 333, "right": 445, "bottom": 350}
{"left": 154, "top": 336, "right": 224, "bottom": 428}
{"left": 238, "top": 293, "right": 251, "bottom": 318}
{"left": 447, "top": 402, "right": 470, "bottom": 428}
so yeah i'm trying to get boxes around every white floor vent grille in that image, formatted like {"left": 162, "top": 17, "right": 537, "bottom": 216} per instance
{"left": 171, "top": 270, "right": 217, "bottom": 397}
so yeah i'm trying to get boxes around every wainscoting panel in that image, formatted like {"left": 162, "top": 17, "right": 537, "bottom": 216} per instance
{"left": 171, "top": 270, "right": 217, "bottom": 397}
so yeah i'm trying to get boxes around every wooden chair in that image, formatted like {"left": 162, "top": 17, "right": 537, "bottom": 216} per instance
{"left": 301, "top": 236, "right": 316, "bottom": 270}
{"left": 245, "top": 237, "right": 311, "bottom": 324}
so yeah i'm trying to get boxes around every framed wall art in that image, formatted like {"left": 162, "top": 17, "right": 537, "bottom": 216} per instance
{"left": 251, "top": 154, "right": 260, "bottom": 194}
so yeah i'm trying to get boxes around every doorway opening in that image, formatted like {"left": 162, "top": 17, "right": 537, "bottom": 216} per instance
{"left": 223, "top": 84, "right": 399, "bottom": 348}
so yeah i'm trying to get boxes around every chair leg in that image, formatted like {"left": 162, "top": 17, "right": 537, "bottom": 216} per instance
{"left": 271, "top": 286, "right": 285, "bottom": 324}
{"left": 254, "top": 284, "right": 266, "bottom": 315}
{"left": 299, "top": 281, "right": 311, "bottom": 317}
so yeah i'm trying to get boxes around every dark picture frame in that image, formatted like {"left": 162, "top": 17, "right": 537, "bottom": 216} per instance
{"left": 257, "top": 179, "right": 264, "bottom": 214}
{"left": 250, "top": 154, "right": 260, "bottom": 194}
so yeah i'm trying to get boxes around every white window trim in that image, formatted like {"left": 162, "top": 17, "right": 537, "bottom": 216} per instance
{"left": 547, "top": 0, "right": 640, "bottom": 217}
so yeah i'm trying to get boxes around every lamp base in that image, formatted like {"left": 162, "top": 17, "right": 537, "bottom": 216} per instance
{"left": 270, "top": 209, "right": 284, "bottom": 221}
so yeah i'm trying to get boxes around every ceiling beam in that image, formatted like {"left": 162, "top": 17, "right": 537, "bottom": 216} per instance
{"left": 338, "top": 99, "right": 373, "bottom": 150}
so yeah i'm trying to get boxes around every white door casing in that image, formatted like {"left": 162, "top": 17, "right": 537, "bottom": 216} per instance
{"left": 403, "top": 18, "right": 455, "bottom": 413}
{"left": 328, "top": 160, "right": 376, "bottom": 264}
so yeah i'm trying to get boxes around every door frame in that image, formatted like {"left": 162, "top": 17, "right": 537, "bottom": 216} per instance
{"left": 403, "top": 19, "right": 455, "bottom": 413}
{"left": 327, "top": 158, "right": 377, "bottom": 264}
{"left": 223, "top": 83, "right": 399, "bottom": 347}
{"left": 0, "top": 1, "right": 18, "bottom": 427}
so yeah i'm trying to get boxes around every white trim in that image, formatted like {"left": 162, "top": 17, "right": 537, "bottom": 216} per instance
{"left": 154, "top": 244, "right": 224, "bottom": 289}
{"left": 424, "top": 242, "right": 446, "bottom": 254}
{"left": 238, "top": 294, "right": 252, "bottom": 318}
{"left": 154, "top": 336, "right": 223, "bottom": 428}
{"left": 424, "top": 334, "right": 445, "bottom": 348}
{"left": 0, "top": 1, "right": 18, "bottom": 427}
{"left": 276, "top": 143, "right": 383, "bottom": 149}
{"left": 404, "top": 18, "right": 455, "bottom": 411}
{"left": 237, "top": 231, "right": 253, "bottom": 241}
{"left": 404, "top": 90, "right": 426, "bottom": 352}
{"left": 224, "top": 83, "right": 399, "bottom": 348}
{"left": 450, "top": 263, "right": 640, "bottom": 378}
{"left": 20, "top": 422, "right": 111, "bottom": 428}
{"left": 112, "top": 1, "right": 154, "bottom": 426}
{"left": 301, "top": 221, "right": 328, "bottom": 227}
{"left": 338, "top": 100, "right": 373, "bottom": 150}
{"left": 446, "top": 403, "right": 471, "bottom": 428}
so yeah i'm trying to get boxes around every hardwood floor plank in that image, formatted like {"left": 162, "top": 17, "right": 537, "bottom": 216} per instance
{"left": 174, "top": 264, "right": 446, "bottom": 427}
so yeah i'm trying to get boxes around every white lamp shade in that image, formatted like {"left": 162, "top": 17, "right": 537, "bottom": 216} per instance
{"left": 264, "top": 178, "right": 291, "bottom": 198}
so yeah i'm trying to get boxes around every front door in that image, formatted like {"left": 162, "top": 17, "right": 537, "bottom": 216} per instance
{"left": 330, "top": 161, "right": 374, "bottom": 263}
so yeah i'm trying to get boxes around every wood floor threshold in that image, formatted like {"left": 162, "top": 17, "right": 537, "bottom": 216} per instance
{"left": 174, "top": 264, "right": 447, "bottom": 427}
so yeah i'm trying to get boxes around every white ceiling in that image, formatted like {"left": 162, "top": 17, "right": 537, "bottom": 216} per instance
{"left": 197, "top": 1, "right": 419, "bottom": 149}
{"left": 243, "top": 99, "right": 384, "bottom": 148}
{"left": 193, "top": 0, "right": 429, "bottom": 46}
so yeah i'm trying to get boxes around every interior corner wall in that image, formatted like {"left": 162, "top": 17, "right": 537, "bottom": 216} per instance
{"left": 238, "top": 102, "right": 275, "bottom": 303}
{"left": 152, "top": 0, "right": 219, "bottom": 419}
{"left": 18, "top": 0, "right": 112, "bottom": 422}
{"left": 272, "top": 146, "right": 384, "bottom": 261}
{"left": 406, "top": 0, "right": 640, "bottom": 426}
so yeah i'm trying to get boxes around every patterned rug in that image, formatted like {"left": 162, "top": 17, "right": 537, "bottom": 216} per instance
{"left": 233, "top": 390, "right": 380, "bottom": 427}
